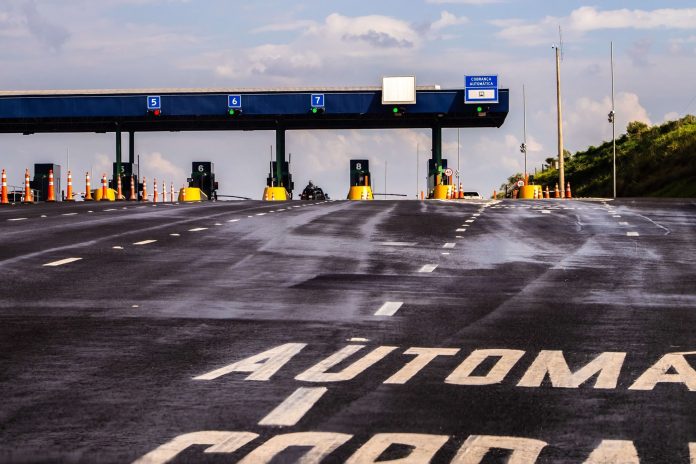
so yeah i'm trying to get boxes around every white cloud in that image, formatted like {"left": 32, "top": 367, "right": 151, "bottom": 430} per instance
{"left": 142, "top": 152, "right": 186, "bottom": 183}
{"left": 252, "top": 20, "right": 318, "bottom": 34}
{"left": 493, "top": 6, "right": 696, "bottom": 46}
{"left": 663, "top": 112, "right": 680, "bottom": 122}
{"left": 431, "top": 11, "right": 469, "bottom": 31}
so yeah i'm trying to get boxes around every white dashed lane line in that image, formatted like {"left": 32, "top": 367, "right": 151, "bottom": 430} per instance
{"left": 256, "top": 213, "right": 266, "bottom": 216}
{"left": 540, "top": 210, "right": 551, "bottom": 214}
{"left": 627, "top": 232, "right": 640, "bottom": 237}
{"left": 170, "top": 233, "right": 180, "bottom": 237}
{"left": 418, "top": 264, "right": 438, "bottom": 273}
{"left": 189, "top": 227, "right": 208, "bottom": 232}
{"left": 61, "top": 212, "right": 78, "bottom": 216}
{"left": 7, "top": 218, "right": 27, "bottom": 221}
{"left": 43, "top": 257, "right": 82, "bottom": 267}
{"left": 377, "top": 242, "right": 417, "bottom": 247}
{"left": 441, "top": 252, "right": 450, "bottom": 255}
{"left": 112, "top": 246, "right": 124, "bottom": 250}
{"left": 228, "top": 219, "right": 240, "bottom": 223}
{"left": 456, "top": 228, "right": 467, "bottom": 232}
{"left": 133, "top": 240, "right": 157, "bottom": 246}
{"left": 374, "top": 301, "right": 404, "bottom": 316}
{"left": 619, "top": 222, "right": 629, "bottom": 226}
{"left": 443, "top": 243, "right": 455, "bottom": 249}
{"left": 465, "top": 219, "right": 475, "bottom": 223}
{"left": 258, "top": 387, "right": 328, "bottom": 427}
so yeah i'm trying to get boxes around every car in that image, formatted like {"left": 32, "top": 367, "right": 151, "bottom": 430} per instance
{"left": 462, "top": 191, "right": 483, "bottom": 199}
{"left": 300, "top": 182, "right": 329, "bottom": 201}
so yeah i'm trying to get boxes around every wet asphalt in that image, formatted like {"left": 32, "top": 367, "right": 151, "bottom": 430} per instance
{"left": 1, "top": 198, "right": 695, "bottom": 463}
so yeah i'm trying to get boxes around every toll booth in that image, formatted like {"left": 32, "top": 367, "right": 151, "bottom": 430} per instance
{"left": 189, "top": 161, "right": 218, "bottom": 200}
{"left": 427, "top": 158, "right": 448, "bottom": 192}
{"left": 266, "top": 161, "right": 294, "bottom": 192}
{"left": 111, "top": 162, "right": 138, "bottom": 198}
{"left": 350, "top": 159, "right": 371, "bottom": 187}
{"left": 31, "top": 163, "right": 61, "bottom": 202}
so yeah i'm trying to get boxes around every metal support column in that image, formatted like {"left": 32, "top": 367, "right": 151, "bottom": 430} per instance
{"left": 275, "top": 128, "right": 285, "bottom": 187}
{"left": 432, "top": 124, "right": 442, "bottom": 178}
{"left": 115, "top": 129, "right": 122, "bottom": 183}
{"left": 128, "top": 131, "right": 135, "bottom": 164}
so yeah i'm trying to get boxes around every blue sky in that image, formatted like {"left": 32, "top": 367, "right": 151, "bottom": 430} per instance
{"left": 1, "top": 0, "right": 695, "bottom": 198}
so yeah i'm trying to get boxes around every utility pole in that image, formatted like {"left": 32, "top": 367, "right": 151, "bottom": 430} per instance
{"left": 416, "top": 143, "right": 419, "bottom": 199}
{"left": 554, "top": 44, "right": 565, "bottom": 198}
{"left": 520, "top": 84, "right": 527, "bottom": 182}
{"left": 457, "top": 127, "right": 460, "bottom": 188}
{"left": 609, "top": 41, "right": 617, "bottom": 198}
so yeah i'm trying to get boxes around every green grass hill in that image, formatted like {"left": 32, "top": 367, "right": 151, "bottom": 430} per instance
{"left": 502, "top": 115, "right": 696, "bottom": 198}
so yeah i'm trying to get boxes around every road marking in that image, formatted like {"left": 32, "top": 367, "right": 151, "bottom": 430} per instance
{"left": 248, "top": 215, "right": 254, "bottom": 218}
{"left": 540, "top": 210, "right": 551, "bottom": 214}
{"left": 627, "top": 232, "right": 640, "bottom": 237}
{"left": 418, "top": 264, "right": 438, "bottom": 273}
{"left": 613, "top": 215, "right": 621, "bottom": 218}
{"left": 619, "top": 222, "right": 629, "bottom": 226}
{"left": 133, "top": 240, "right": 157, "bottom": 245}
{"left": 228, "top": 219, "right": 240, "bottom": 222}
{"left": 455, "top": 235, "right": 463, "bottom": 238}
{"left": 441, "top": 252, "right": 450, "bottom": 255}
{"left": 7, "top": 217, "right": 27, "bottom": 221}
{"left": 269, "top": 210, "right": 275, "bottom": 213}
{"left": 256, "top": 213, "right": 266, "bottom": 216}
{"left": 465, "top": 219, "right": 475, "bottom": 223}
{"left": 258, "top": 387, "right": 328, "bottom": 426}
{"left": 170, "top": 233, "right": 180, "bottom": 237}
{"left": 112, "top": 246, "right": 124, "bottom": 250}
{"left": 214, "top": 223, "right": 222, "bottom": 226}
{"left": 374, "top": 301, "right": 404, "bottom": 316}
{"left": 473, "top": 213, "right": 481, "bottom": 217}
{"left": 348, "top": 338, "right": 369, "bottom": 342}
{"left": 189, "top": 227, "right": 208, "bottom": 232}
{"left": 43, "top": 257, "right": 82, "bottom": 267}
{"left": 61, "top": 212, "right": 78, "bottom": 216}
{"left": 456, "top": 228, "right": 467, "bottom": 232}
{"left": 104, "top": 208, "right": 116, "bottom": 212}
{"left": 443, "top": 243, "right": 455, "bottom": 248}
{"left": 377, "top": 241, "right": 416, "bottom": 247}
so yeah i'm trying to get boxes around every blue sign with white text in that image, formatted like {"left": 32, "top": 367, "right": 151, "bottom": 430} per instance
{"left": 147, "top": 96, "right": 161, "bottom": 110}
{"left": 311, "top": 94, "right": 325, "bottom": 108}
{"left": 464, "top": 75, "right": 498, "bottom": 104}
{"left": 228, "top": 95, "right": 242, "bottom": 108}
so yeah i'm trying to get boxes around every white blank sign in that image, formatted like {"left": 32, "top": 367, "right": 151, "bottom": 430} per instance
{"left": 382, "top": 76, "right": 416, "bottom": 104}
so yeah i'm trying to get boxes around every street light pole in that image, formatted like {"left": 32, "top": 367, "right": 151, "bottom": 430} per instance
{"left": 554, "top": 45, "right": 565, "bottom": 198}
{"left": 521, "top": 84, "right": 527, "bottom": 182}
{"left": 610, "top": 41, "right": 617, "bottom": 199}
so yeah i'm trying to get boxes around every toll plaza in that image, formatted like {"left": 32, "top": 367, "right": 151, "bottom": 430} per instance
{"left": 0, "top": 80, "right": 508, "bottom": 200}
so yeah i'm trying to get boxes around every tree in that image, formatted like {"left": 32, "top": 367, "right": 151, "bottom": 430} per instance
{"left": 627, "top": 121, "right": 649, "bottom": 137}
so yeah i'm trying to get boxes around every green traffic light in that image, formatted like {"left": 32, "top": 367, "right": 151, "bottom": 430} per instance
{"left": 393, "top": 107, "right": 399, "bottom": 113}
{"left": 477, "top": 106, "right": 483, "bottom": 113}
{"left": 229, "top": 109, "right": 235, "bottom": 115}
{"left": 312, "top": 107, "right": 318, "bottom": 114}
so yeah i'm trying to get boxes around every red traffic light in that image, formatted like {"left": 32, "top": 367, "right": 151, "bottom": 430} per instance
{"left": 147, "top": 109, "right": 161, "bottom": 117}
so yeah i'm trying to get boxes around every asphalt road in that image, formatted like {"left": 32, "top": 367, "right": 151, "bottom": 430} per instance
{"left": 1, "top": 198, "right": 696, "bottom": 463}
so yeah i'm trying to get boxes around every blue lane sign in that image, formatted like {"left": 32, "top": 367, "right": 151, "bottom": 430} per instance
{"left": 228, "top": 95, "right": 242, "bottom": 109}
{"left": 464, "top": 75, "right": 498, "bottom": 104}
{"left": 147, "top": 96, "right": 161, "bottom": 110}
{"left": 311, "top": 94, "right": 325, "bottom": 108}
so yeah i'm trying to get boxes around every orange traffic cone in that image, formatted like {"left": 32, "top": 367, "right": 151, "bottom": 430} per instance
{"left": 142, "top": 177, "right": 148, "bottom": 202}
{"left": 46, "top": 169, "right": 56, "bottom": 202}
{"left": 1, "top": 169, "right": 8, "bottom": 204}
{"left": 84, "top": 172, "right": 93, "bottom": 201}
{"left": 493, "top": 190, "right": 497, "bottom": 199}
{"left": 554, "top": 183, "right": 560, "bottom": 198}
{"left": 153, "top": 178, "right": 158, "bottom": 203}
{"left": 544, "top": 186, "right": 550, "bottom": 199}
{"left": 116, "top": 175, "right": 123, "bottom": 201}
{"left": 65, "top": 171, "right": 74, "bottom": 201}
{"left": 23, "top": 169, "right": 33, "bottom": 203}
{"left": 129, "top": 175, "right": 136, "bottom": 201}
{"left": 182, "top": 186, "right": 186, "bottom": 202}
{"left": 565, "top": 182, "right": 572, "bottom": 199}
{"left": 458, "top": 183, "right": 463, "bottom": 199}
{"left": 100, "top": 173, "right": 108, "bottom": 201}
{"left": 161, "top": 181, "right": 166, "bottom": 203}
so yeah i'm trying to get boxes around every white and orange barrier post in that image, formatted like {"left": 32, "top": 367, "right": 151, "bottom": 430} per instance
{"left": 129, "top": 175, "right": 136, "bottom": 201}
{"left": 65, "top": 171, "right": 74, "bottom": 201}
{"left": 84, "top": 172, "right": 93, "bottom": 201}
{"left": 169, "top": 182, "right": 174, "bottom": 202}
{"left": 161, "top": 181, "right": 166, "bottom": 203}
{"left": 23, "top": 169, "right": 33, "bottom": 203}
{"left": 142, "top": 177, "right": 148, "bottom": 201}
{"left": 46, "top": 169, "right": 56, "bottom": 202}
{"left": 153, "top": 178, "right": 158, "bottom": 203}
{"left": 1, "top": 169, "right": 9, "bottom": 204}
{"left": 100, "top": 173, "right": 108, "bottom": 201}
{"left": 116, "top": 175, "right": 123, "bottom": 201}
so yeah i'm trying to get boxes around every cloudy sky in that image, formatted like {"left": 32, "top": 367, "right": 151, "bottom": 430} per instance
{"left": 1, "top": 0, "right": 694, "bottom": 198}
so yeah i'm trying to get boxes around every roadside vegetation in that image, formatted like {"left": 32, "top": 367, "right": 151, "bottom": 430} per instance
{"left": 499, "top": 115, "right": 696, "bottom": 197}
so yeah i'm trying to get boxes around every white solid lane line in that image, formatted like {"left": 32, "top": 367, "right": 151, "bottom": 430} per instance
{"left": 443, "top": 243, "right": 455, "bottom": 249}
{"left": 189, "top": 227, "right": 208, "bottom": 232}
{"left": 8, "top": 218, "right": 27, "bottom": 221}
{"left": 133, "top": 240, "right": 157, "bottom": 245}
{"left": 258, "top": 387, "right": 328, "bottom": 426}
{"left": 627, "top": 232, "right": 640, "bottom": 236}
{"left": 43, "top": 257, "right": 82, "bottom": 267}
{"left": 418, "top": 264, "right": 438, "bottom": 273}
{"left": 374, "top": 301, "right": 404, "bottom": 316}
